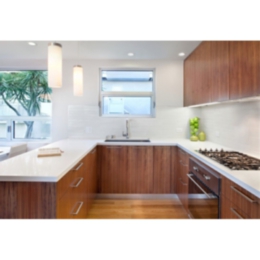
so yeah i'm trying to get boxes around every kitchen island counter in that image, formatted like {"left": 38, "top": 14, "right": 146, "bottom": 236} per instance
{"left": 0, "top": 138, "right": 259, "bottom": 198}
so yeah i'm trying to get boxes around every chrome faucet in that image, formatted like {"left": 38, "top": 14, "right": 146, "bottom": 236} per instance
{"left": 122, "top": 119, "right": 130, "bottom": 139}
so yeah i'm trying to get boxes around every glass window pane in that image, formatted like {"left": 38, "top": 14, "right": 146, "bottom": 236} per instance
{"left": 101, "top": 70, "right": 153, "bottom": 92}
{"left": 13, "top": 120, "right": 51, "bottom": 139}
{"left": 0, "top": 120, "right": 7, "bottom": 139}
{"left": 103, "top": 97, "right": 151, "bottom": 116}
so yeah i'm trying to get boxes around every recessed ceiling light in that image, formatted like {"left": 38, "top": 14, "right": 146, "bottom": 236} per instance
{"left": 178, "top": 52, "right": 185, "bottom": 56}
{"left": 28, "top": 42, "right": 36, "bottom": 46}
{"left": 128, "top": 52, "right": 134, "bottom": 56}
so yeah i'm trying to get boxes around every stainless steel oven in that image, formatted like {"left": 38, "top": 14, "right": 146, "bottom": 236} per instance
{"left": 187, "top": 158, "right": 221, "bottom": 219}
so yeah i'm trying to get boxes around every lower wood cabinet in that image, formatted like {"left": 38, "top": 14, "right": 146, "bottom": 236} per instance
{"left": 176, "top": 148, "right": 189, "bottom": 211}
{"left": 153, "top": 146, "right": 171, "bottom": 193}
{"left": 99, "top": 145, "right": 177, "bottom": 194}
{"left": 221, "top": 176, "right": 260, "bottom": 219}
{"left": 99, "top": 146, "right": 153, "bottom": 193}
{"left": 0, "top": 149, "right": 97, "bottom": 219}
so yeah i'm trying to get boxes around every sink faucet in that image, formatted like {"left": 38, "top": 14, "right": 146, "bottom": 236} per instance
{"left": 122, "top": 119, "right": 130, "bottom": 139}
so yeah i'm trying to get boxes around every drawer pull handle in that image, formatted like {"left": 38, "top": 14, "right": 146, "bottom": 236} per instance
{"left": 179, "top": 160, "right": 188, "bottom": 167}
{"left": 73, "top": 162, "right": 83, "bottom": 171}
{"left": 71, "top": 202, "right": 84, "bottom": 215}
{"left": 230, "top": 186, "right": 257, "bottom": 204}
{"left": 71, "top": 177, "right": 84, "bottom": 188}
{"left": 203, "top": 174, "right": 211, "bottom": 181}
{"left": 230, "top": 208, "right": 244, "bottom": 219}
{"left": 193, "top": 166, "right": 199, "bottom": 172}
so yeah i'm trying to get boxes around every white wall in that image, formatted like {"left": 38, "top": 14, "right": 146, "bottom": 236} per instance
{"left": 52, "top": 59, "right": 184, "bottom": 141}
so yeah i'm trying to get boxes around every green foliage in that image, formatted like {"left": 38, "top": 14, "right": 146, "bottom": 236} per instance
{"left": 0, "top": 71, "right": 52, "bottom": 138}
{"left": 0, "top": 70, "right": 52, "bottom": 116}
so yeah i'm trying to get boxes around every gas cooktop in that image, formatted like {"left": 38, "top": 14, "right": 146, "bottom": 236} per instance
{"left": 197, "top": 149, "right": 260, "bottom": 170}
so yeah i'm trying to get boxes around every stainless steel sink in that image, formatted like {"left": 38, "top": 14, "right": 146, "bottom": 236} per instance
{"left": 105, "top": 139, "right": 150, "bottom": 142}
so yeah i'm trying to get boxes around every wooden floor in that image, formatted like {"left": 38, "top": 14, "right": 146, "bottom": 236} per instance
{"left": 87, "top": 199, "right": 189, "bottom": 219}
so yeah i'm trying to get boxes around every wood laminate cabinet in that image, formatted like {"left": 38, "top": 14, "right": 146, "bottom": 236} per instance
{"left": 221, "top": 176, "right": 260, "bottom": 219}
{"left": 128, "top": 146, "right": 153, "bottom": 193}
{"left": 176, "top": 148, "right": 189, "bottom": 211}
{"left": 153, "top": 146, "right": 171, "bottom": 193}
{"left": 184, "top": 41, "right": 259, "bottom": 106}
{"left": 99, "top": 146, "right": 128, "bottom": 193}
{"left": 0, "top": 151, "right": 97, "bottom": 219}
{"left": 171, "top": 146, "right": 178, "bottom": 193}
{"left": 229, "top": 41, "right": 260, "bottom": 99}
{"left": 209, "top": 41, "right": 229, "bottom": 102}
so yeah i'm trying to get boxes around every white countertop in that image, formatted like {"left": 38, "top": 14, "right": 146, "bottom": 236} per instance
{"left": 0, "top": 138, "right": 259, "bottom": 198}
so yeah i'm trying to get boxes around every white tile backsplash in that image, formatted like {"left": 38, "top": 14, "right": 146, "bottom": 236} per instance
{"left": 68, "top": 100, "right": 260, "bottom": 156}
{"left": 68, "top": 105, "right": 200, "bottom": 140}
{"left": 199, "top": 100, "right": 260, "bottom": 156}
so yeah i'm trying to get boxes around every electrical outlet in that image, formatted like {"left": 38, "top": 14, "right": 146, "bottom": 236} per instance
{"left": 176, "top": 127, "right": 183, "bottom": 133}
{"left": 215, "top": 131, "right": 220, "bottom": 137}
{"left": 85, "top": 127, "right": 92, "bottom": 134}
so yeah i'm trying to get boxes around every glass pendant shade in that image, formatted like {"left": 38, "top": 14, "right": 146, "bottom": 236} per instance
{"left": 73, "top": 65, "right": 83, "bottom": 96}
{"left": 48, "top": 43, "right": 62, "bottom": 88}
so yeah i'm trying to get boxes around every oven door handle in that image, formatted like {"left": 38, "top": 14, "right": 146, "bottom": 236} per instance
{"left": 187, "top": 173, "right": 217, "bottom": 199}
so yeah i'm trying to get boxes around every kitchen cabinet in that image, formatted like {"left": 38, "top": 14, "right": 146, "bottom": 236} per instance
{"left": 209, "top": 41, "right": 229, "bottom": 102}
{"left": 57, "top": 158, "right": 88, "bottom": 218}
{"left": 153, "top": 146, "right": 171, "bottom": 193}
{"left": 171, "top": 146, "right": 178, "bottom": 193}
{"left": 221, "top": 176, "right": 260, "bottom": 219}
{"left": 184, "top": 41, "right": 259, "bottom": 106}
{"left": 176, "top": 148, "right": 189, "bottom": 211}
{"left": 229, "top": 41, "right": 260, "bottom": 99}
{"left": 0, "top": 151, "right": 97, "bottom": 219}
{"left": 99, "top": 146, "right": 128, "bottom": 193}
{"left": 128, "top": 146, "right": 153, "bottom": 193}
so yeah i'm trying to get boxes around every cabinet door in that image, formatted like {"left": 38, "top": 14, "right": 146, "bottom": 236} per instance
{"left": 84, "top": 147, "right": 97, "bottom": 213}
{"left": 229, "top": 41, "right": 260, "bottom": 99}
{"left": 171, "top": 147, "right": 178, "bottom": 193}
{"left": 128, "top": 146, "right": 153, "bottom": 193}
{"left": 195, "top": 41, "right": 211, "bottom": 105}
{"left": 176, "top": 148, "right": 189, "bottom": 211}
{"left": 209, "top": 41, "right": 229, "bottom": 102}
{"left": 153, "top": 146, "right": 171, "bottom": 193}
{"left": 99, "top": 146, "right": 128, "bottom": 193}
{"left": 184, "top": 51, "right": 196, "bottom": 106}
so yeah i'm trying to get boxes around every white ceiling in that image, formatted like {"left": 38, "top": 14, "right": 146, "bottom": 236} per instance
{"left": 0, "top": 41, "right": 201, "bottom": 60}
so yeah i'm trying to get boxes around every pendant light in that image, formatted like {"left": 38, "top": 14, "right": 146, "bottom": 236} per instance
{"left": 48, "top": 42, "right": 62, "bottom": 88}
{"left": 73, "top": 41, "right": 83, "bottom": 96}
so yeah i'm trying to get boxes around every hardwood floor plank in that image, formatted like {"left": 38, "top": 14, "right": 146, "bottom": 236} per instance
{"left": 87, "top": 199, "right": 189, "bottom": 219}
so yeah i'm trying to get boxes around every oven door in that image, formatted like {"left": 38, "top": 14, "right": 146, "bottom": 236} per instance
{"left": 187, "top": 173, "right": 219, "bottom": 219}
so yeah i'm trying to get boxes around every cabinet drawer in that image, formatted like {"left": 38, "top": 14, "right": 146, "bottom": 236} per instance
{"left": 57, "top": 192, "right": 86, "bottom": 219}
{"left": 222, "top": 177, "right": 260, "bottom": 218}
{"left": 221, "top": 196, "right": 250, "bottom": 219}
{"left": 57, "top": 160, "right": 85, "bottom": 199}
{"left": 178, "top": 148, "right": 189, "bottom": 166}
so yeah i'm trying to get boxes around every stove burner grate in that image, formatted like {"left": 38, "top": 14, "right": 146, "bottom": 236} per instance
{"left": 197, "top": 149, "right": 260, "bottom": 170}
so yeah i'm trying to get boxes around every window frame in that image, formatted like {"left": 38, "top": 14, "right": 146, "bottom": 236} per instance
{"left": 99, "top": 68, "right": 156, "bottom": 118}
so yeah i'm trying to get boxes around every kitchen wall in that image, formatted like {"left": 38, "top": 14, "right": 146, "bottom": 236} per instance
{"left": 53, "top": 59, "right": 191, "bottom": 141}
{"left": 198, "top": 100, "right": 260, "bottom": 156}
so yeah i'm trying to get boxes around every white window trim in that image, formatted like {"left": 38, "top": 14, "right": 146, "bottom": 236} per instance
{"left": 99, "top": 68, "right": 156, "bottom": 118}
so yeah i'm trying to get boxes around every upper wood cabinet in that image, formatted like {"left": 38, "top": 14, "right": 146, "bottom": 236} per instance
{"left": 229, "top": 41, "right": 260, "bottom": 99}
{"left": 184, "top": 41, "right": 260, "bottom": 106}
{"left": 209, "top": 41, "right": 229, "bottom": 102}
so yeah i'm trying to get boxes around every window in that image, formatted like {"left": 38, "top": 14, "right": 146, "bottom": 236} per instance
{"left": 0, "top": 71, "right": 52, "bottom": 141}
{"left": 100, "top": 69, "right": 155, "bottom": 117}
